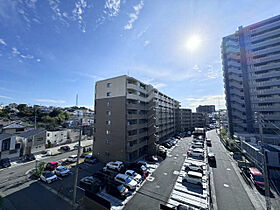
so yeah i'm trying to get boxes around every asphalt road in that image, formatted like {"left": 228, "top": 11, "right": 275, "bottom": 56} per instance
{"left": 124, "top": 137, "right": 190, "bottom": 210}
{"left": 0, "top": 150, "right": 81, "bottom": 210}
{"left": 208, "top": 130, "right": 255, "bottom": 210}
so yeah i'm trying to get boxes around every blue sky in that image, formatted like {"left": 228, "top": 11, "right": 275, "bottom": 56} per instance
{"left": 0, "top": 0, "right": 280, "bottom": 111}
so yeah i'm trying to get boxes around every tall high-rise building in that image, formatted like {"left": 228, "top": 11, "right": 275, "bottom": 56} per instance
{"left": 196, "top": 105, "right": 215, "bottom": 114}
{"left": 93, "top": 75, "right": 180, "bottom": 163}
{"left": 222, "top": 15, "right": 280, "bottom": 144}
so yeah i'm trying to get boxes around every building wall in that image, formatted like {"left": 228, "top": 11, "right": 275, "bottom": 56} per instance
{"left": 222, "top": 15, "right": 280, "bottom": 143}
{"left": 46, "top": 130, "right": 68, "bottom": 146}
{"left": 0, "top": 136, "right": 20, "bottom": 160}
{"left": 196, "top": 105, "right": 215, "bottom": 113}
{"left": 94, "top": 75, "right": 180, "bottom": 163}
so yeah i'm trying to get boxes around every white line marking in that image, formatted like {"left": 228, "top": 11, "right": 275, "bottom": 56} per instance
{"left": 173, "top": 170, "right": 180, "bottom": 175}
{"left": 163, "top": 172, "right": 167, "bottom": 175}
{"left": 146, "top": 176, "right": 155, "bottom": 182}
{"left": 224, "top": 184, "right": 229, "bottom": 188}
{"left": 226, "top": 168, "right": 231, "bottom": 171}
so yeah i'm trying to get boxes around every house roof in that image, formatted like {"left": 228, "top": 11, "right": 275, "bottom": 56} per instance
{"left": 0, "top": 133, "right": 13, "bottom": 140}
{"left": 3, "top": 122, "right": 26, "bottom": 129}
{"left": 18, "top": 129, "right": 45, "bottom": 138}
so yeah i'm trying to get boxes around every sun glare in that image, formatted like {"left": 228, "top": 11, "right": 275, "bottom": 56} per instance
{"left": 186, "top": 35, "right": 201, "bottom": 51}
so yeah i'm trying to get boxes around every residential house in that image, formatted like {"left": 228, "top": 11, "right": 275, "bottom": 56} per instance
{"left": 0, "top": 133, "right": 21, "bottom": 161}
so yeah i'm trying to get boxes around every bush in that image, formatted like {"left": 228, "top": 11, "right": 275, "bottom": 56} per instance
{"left": 0, "top": 195, "right": 3, "bottom": 210}
{"left": 33, "top": 162, "right": 46, "bottom": 178}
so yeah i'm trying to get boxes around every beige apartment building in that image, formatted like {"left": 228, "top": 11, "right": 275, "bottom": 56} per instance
{"left": 93, "top": 75, "right": 180, "bottom": 163}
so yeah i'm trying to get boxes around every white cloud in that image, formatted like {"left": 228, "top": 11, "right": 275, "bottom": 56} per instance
{"left": 137, "top": 25, "right": 150, "bottom": 38}
{"left": 37, "top": 58, "right": 41, "bottom": 62}
{"left": 0, "top": 38, "right": 7, "bottom": 46}
{"left": 104, "top": 0, "right": 121, "bottom": 17}
{"left": 72, "top": 0, "right": 88, "bottom": 32}
{"left": 0, "top": 95, "right": 12, "bottom": 99}
{"left": 124, "top": 0, "right": 144, "bottom": 30}
{"left": 144, "top": 40, "right": 150, "bottom": 47}
{"left": 36, "top": 99, "right": 66, "bottom": 104}
{"left": 12, "top": 47, "right": 20, "bottom": 56}
{"left": 183, "top": 94, "right": 226, "bottom": 111}
{"left": 20, "top": 54, "right": 34, "bottom": 59}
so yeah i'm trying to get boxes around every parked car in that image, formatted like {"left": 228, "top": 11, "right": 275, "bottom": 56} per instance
{"left": 114, "top": 174, "right": 138, "bottom": 191}
{"left": 191, "top": 142, "right": 204, "bottom": 149}
{"left": 162, "top": 142, "right": 172, "bottom": 149}
{"left": 125, "top": 170, "right": 142, "bottom": 183}
{"left": 206, "top": 139, "right": 212, "bottom": 146}
{"left": 79, "top": 176, "right": 105, "bottom": 192}
{"left": 145, "top": 155, "right": 158, "bottom": 163}
{"left": 137, "top": 160, "right": 148, "bottom": 168}
{"left": 24, "top": 154, "right": 36, "bottom": 161}
{"left": 185, "top": 162, "right": 204, "bottom": 173}
{"left": 0, "top": 158, "right": 11, "bottom": 168}
{"left": 249, "top": 168, "right": 265, "bottom": 190}
{"left": 104, "top": 161, "right": 124, "bottom": 172}
{"left": 67, "top": 155, "right": 78, "bottom": 163}
{"left": 40, "top": 171, "right": 57, "bottom": 184}
{"left": 93, "top": 171, "right": 115, "bottom": 182}
{"left": 182, "top": 171, "right": 203, "bottom": 185}
{"left": 208, "top": 152, "right": 216, "bottom": 162}
{"left": 106, "top": 183, "right": 130, "bottom": 200}
{"left": 60, "top": 146, "right": 70, "bottom": 152}
{"left": 46, "top": 161, "right": 59, "bottom": 171}
{"left": 187, "top": 148, "right": 204, "bottom": 158}
{"left": 84, "top": 155, "right": 97, "bottom": 164}
{"left": 127, "top": 163, "right": 148, "bottom": 178}
{"left": 157, "top": 148, "right": 167, "bottom": 159}
{"left": 54, "top": 166, "right": 70, "bottom": 176}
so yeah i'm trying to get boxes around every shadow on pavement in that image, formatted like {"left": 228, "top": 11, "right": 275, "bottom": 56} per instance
{"left": 209, "top": 161, "right": 217, "bottom": 168}
{"left": 3, "top": 182, "right": 72, "bottom": 210}
{"left": 181, "top": 181, "right": 203, "bottom": 194}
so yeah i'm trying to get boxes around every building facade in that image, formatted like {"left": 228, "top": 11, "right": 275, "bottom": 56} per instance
{"left": 93, "top": 75, "right": 180, "bottom": 163}
{"left": 196, "top": 105, "right": 215, "bottom": 114}
{"left": 0, "top": 133, "right": 21, "bottom": 160}
{"left": 46, "top": 130, "right": 68, "bottom": 147}
{"left": 176, "top": 108, "right": 192, "bottom": 133}
{"left": 222, "top": 15, "right": 280, "bottom": 144}
{"left": 192, "top": 112, "right": 206, "bottom": 128}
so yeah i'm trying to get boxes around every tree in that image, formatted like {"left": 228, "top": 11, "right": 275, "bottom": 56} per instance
{"left": 49, "top": 109, "right": 62, "bottom": 117}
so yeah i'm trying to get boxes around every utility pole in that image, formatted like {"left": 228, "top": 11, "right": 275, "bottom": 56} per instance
{"left": 257, "top": 113, "right": 271, "bottom": 210}
{"left": 34, "top": 106, "right": 37, "bottom": 130}
{"left": 73, "top": 94, "right": 81, "bottom": 207}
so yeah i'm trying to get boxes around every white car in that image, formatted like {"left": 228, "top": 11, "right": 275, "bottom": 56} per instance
{"left": 183, "top": 171, "right": 203, "bottom": 185}
{"left": 54, "top": 166, "right": 70, "bottom": 176}
{"left": 188, "top": 148, "right": 204, "bottom": 158}
{"left": 185, "top": 162, "right": 204, "bottom": 173}
{"left": 40, "top": 171, "right": 58, "bottom": 184}
{"left": 114, "top": 174, "right": 138, "bottom": 191}
{"left": 125, "top": 170, "right": 142, "bottom": 183}
{"left": 192, "top": 142, "right": 204, "bottom": 148}
{"left": 67, "top": 155, "right": 78, "bottom": 163}
{"left": 105, "top": 161, "right": 124, "bottom": 171}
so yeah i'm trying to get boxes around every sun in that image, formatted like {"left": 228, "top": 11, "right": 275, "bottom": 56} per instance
{"left": 186, "top": 35, "right": 201, "bottom": 51}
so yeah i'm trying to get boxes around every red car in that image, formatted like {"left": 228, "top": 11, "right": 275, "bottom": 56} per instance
{"left": 46, "top": 161, "right": 59, "bottom": 171}
{"left": 145, "top": 155, "right": 158, "bottom": 162}
{"left": 249, "top": 168, "right": 265, "bottom": 190}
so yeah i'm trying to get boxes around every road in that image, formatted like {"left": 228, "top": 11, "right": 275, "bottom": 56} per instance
{"left": 124, "top": 137, "right": 190, "bottom": 210}
{"left": 208, "top": 130, "right": 256, "bottom": 210}
{"left": 0, "top": 150, "right": 80, "bottom": 210}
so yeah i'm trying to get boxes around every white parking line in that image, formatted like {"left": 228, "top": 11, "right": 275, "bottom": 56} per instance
{"left": 146, "top": 176, "right": 155, "bottom": 182}
{"left": 173, "top": 170, "right": 180, "bottom": 175}
{"left": 57, "top": 177, "right": 63, "bottom": 181}
{"left": 226, "top": 168, "right": 231, "bottom": 171}
{"left": 77, "top": 186, "right": 85, "bottom": 191}
{"left": 163, "top": 172, "right": 168, "bottom": 175}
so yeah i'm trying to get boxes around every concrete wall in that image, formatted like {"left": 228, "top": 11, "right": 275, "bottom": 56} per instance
{"left": 94, "top": 96, "right": 127, "bottom": 163}
{"left": 95, "top": 76, "right": 127, "bottom": 99}
{"left": 46, "top": 130, "right": 68, "bottom": 146}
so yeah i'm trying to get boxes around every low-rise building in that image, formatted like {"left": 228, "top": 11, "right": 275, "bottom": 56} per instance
{"left": 0, "top": 133, "right": 21, "bottom": 161}
{"left": 196, "top": 105, "right": 215, "bottom": 114}
{"left": 46, "top": 130, "right": 68, "bottom": 147}
{"left": 176, "top": 108, "right": 192, "bottom": 133}
{"left": 17, "top": 129, "right": 46, "bottom": 155}
{"left": 1, "top": 122, "right": 26, "bottom": 134}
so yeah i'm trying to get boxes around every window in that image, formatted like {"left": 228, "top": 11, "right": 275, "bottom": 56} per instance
{"left": 107, "top": 92, "right": 111, "bottom": 96}
{"left": 106, "top": 120, "right": 111, "bottom": 125}
{"left": 106, "top": 110, "right": 111, "bottom": 116}
{"left": 106, "top": 140, "right": 110, "bottom": 144}
{"left": 106, "top": 130, "right": 110, "bottom": 135}
{"left": 107, "top": 83, "right": 112, "bottom": 88}
{"left": 2, "top": 138, "right": 11, "bottom": 151}
{"left": 107, "top": 101, "right": 110, "bottom": 107}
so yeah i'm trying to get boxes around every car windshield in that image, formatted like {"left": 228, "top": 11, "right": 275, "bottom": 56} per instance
{"left": 125, "top": 177, "right": 132, "bottom": 183}
{"left": 117, "top": 185, "right": 125, "bottom": 193}
{"left": 59, "top": 167, "right": 66, "bottom": 171}
{"left": 141, "top": 165, "right": 147, "bottom": 171}
{"left": 45, "top": 172, "right": 53, "bottom": 178}
{"left": 254, "top": 175, "right": 264, "bottom": 182}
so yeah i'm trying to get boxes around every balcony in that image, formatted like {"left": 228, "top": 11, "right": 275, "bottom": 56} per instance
{"left": 253, "top": 62, "right": 280, "bottom": 72}
{"left": 256, "top": 87, "right": 280, "bottom": 94}
{"left": 255, "top": 79, "right": 280, "bottom": 87}
{"left": 228, "top": 74, "right": 243, "bottom": 82}
{"left": 253, "top": 53, "right": 280, "bottom": 64}
{"left": 252, "top": 37, "right": 280, "bottom": 50}
{"left": 251, "top": 71, "right": 280, "bottom": 79}
{"left": 251, "top": 21, "right": 280, "bottom": 35}
{"left": 127, "top": 114, "right": 138, "bottom": 119}
{"left": 127, "top": 124, "right": 139, "bottom": 130}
